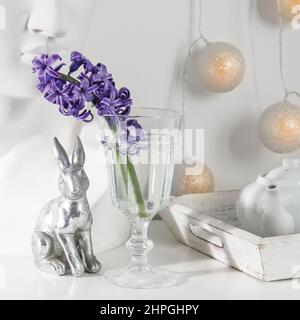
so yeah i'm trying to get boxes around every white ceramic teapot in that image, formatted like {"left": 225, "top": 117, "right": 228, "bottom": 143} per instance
{"left": 237, "top": 159, "right": 300, "bottom": 237}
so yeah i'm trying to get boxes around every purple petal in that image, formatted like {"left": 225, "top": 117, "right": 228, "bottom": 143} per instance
{"left": 54, "top": 63, "right": 66, "bottom": 72}
{"left": 46, "top": 92, "right": 58, "bottom": 103}
{"left": 46, "top": 53, "right": 62, "bottom": 65}
{"left": 119, "top": 87, "right": 131, "bottom": 100}
{"left": 62, "top": 83, "right": 75, "bottom": 95}
{"left": 81, "top": 78, "right": 89, "bottom": 89}
{"left": 86, "top": 84, "right": 99, "bottom": 93}
{"left": 57, "top": 95, "right": 64, "bottom": 107}
{"left": 70, "top": 51, "right": 83, "bottom": 62}
{"left": 59, "top": 104, "right": 72, "bottom": 116}
{"left": 46, "top": 67, "right": 61, "bottom": 79}
{"left": 83, "top": 92, "right": 94, "bottom": 102}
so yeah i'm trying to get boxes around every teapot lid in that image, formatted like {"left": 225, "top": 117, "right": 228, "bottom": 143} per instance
{"left": 266, "top": 158, "right": 300, "bottom": 181}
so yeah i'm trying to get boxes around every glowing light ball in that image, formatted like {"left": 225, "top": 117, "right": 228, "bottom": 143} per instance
{"left": 198, "top": 42, "right": 245, "bottom": 93}
{"left": 172, "top": 162, "right": 215, "bottom": 196}
{"left": 258, "top": 101, "right": 300, "bottom": 153}
{"left": 279, "top": 0, "right": 300, "bottom": 21}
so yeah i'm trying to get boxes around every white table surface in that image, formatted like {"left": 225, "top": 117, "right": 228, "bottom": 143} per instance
{"left": 0, "top": 221, "right": 299, "bottom": 300}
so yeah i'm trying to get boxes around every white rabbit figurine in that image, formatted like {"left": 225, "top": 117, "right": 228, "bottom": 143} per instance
{"left": 32, "top": 136, "right": 101, "bottom": 277}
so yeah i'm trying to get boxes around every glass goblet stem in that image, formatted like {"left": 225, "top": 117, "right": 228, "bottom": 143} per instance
{"left": 126, "top": 218, "right": 153, "bottom": 267}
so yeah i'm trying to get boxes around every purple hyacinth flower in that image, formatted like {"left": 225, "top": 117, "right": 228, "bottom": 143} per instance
{"left": 119, "top": 87, "right": 130, "bottom": 100}
{"left": 37, "top": 78, "right": 49, "bottom": 93}
{"left": 96, "top": 98, "right": 116, "bottom": 116}
{"left": 94, "top": 80, "right": 116, "bottom": 101}
{"left": 45, "top": 79, "right": 74, "bottom": 107}
{"left": 72, "top": 78, "right": 98, "bottom": 103}
{"left": 77, "top": 110, "right": 94, "bottom": 122}
{"left": 32, "top": 50, "right": 137, "bottom": 130}
{"left": 115, "top": 103, "right": 131, "bottom": 116}
{"left": 118, "top": 119, "right": 147, "bottom": 155}
{"left": 94, "top": 81, "right": 108, "bottom": 100}
{"left": 96, "top": 88, "right": 132, "bottom": 117}
{"left": 36, "top": 62, "right": 65, "bottom": 93}
{"left": 69, "top": 51, "right": 93, "bottom": 74}
{"left": 91, "top": 63, "right": 112, "bottom": 82}
{"left": 59, "top": 100, "right": 94, "bottom": 123}
{"left": 59, "top": 98, "right": 83, "bottom": 116}
{"left": 115, "top": 87, "right": 132, "bottom": 116}
{"left": 32, "top": 54, "right": 62, "bottom": 82}
{"left": 95, "top": 89, "right": 116, "bottom": 114}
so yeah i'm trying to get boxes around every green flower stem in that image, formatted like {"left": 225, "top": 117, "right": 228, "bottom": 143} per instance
{"left": 59, "top": 73, "right": 80, "bottom": 84}
{"left": 114, "top": 150, "right": 146, "bottom": 218}
{"left": 115, "top": 150, "right": 128, "bottom": 195}
{"left": 108, "top": 122, "right": 146, "bottom": 219}
{"left": 126, "top": 156, "right": 147, "bottom": 219}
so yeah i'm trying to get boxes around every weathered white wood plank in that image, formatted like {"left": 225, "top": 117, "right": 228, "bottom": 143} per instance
{"left": 259, "top": 236, "right": 300, "bottom": 281}
{"left": 161, "top": 191, "right": 300, "bottom": 281}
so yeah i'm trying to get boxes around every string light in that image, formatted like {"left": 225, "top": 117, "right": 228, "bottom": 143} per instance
{"left": 198, "top": 42, "right": 245, "bottom": 93}
{"left": 182, "top": 0, "right": 245, "bottom": 105}
{"left": 172, "top": 162, "right": 215, "bottom": 196}
{"left": 279, "top": 0, "right": 300, "bottom": 21}
{"left": 258, "top": 0, "right": 300, "bottom": 154}
{"left": 259, "top": 101, "right": 300, "bottom": 153}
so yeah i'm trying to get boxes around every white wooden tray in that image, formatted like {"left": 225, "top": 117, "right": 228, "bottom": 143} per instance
{"left": 160, "top": 191, "right": 300, "bottom": 281}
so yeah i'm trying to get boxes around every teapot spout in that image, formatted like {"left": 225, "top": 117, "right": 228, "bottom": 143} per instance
{"left": 265, "top": 183, "right": 284, "bottom": 213}
{"left": 266, "top": 183, "right": 280, "bottom": 193}
{"left": 261, "top": 183, "right": 294, "bottom": 236}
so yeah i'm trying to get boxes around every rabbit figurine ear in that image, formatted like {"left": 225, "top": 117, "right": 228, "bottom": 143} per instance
{"left": 71, "top": 136, "right": 85, "bottom": 167}
{"left": 54, "top": 137, "right": 70, "bottom": 170}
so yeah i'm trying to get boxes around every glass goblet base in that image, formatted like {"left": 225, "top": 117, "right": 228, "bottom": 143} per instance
{"left": 104, "top": 263, "right": 177, "bottom": 289}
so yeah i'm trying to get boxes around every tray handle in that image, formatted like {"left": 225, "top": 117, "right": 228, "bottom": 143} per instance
{"left": 189, "top": 222, "right": 224, "bottom": 248}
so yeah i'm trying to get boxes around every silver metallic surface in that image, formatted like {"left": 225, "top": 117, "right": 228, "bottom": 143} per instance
{"left": 32, "top": 136, "right": 101, "bottom": 277}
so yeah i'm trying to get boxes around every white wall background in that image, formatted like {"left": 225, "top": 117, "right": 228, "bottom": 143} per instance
{"left": 85, "top": 0, "right": 300, "bottom": 191}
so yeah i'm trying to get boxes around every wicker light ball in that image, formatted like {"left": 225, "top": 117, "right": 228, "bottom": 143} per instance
{"left": 198, "top": 42, "right": 245, "bottom": 93}
{"left": 172, "top": 162, "right": 215, "bottom": 196}
{"left": 279, "top": 0, "right": 300, "bottom": 20}
{"left": 258, "top": 101, "right": 300, "bottom": 153}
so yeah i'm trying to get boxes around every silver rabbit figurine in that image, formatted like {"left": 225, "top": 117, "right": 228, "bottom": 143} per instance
{"left": 32, "top": 136, "right": 101, "bottom": 277}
